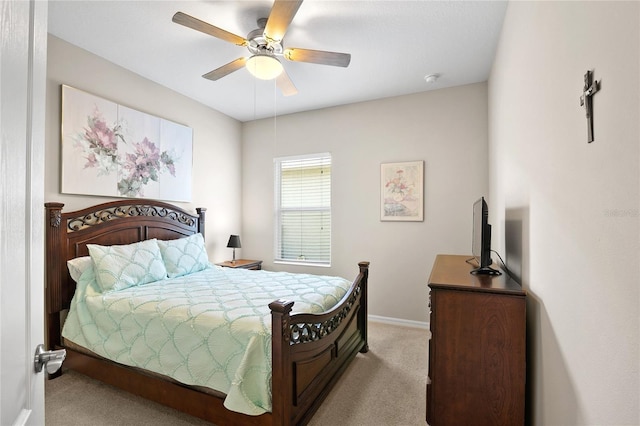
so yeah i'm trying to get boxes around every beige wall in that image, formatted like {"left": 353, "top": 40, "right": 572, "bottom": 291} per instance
{"left": 489, "top": 1, "right": 639, "bottom": 424}
{"left": 242, "top": 83, "right": 489, "bottom": 323}
{"left": 45, "top": 35, "right": 242, "bottom": 261}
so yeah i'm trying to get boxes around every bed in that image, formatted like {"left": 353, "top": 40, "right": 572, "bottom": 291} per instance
{"left": 45, "top": 199, "right": 369, "bottom": 425}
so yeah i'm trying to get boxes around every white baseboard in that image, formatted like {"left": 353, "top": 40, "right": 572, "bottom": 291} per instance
{"left": 368, "top": 314, "right": 429, "bottom": 330}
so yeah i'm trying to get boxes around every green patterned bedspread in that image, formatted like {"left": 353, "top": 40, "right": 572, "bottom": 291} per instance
{"left": 62, "top": 265, "right": 351, "bottom": 415}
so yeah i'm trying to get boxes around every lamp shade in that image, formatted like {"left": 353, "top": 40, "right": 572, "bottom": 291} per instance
{"left": 246, "top": 54, "right": 283, "bottom": 80}
{"left": 227, "top": 235, "right": 241, "bottom": 249}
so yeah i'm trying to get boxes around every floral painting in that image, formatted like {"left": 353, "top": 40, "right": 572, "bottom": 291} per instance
{"left": 61, "top": 85, "right": 192, "bottom": 202}
{"left": 380, "top": 161, "right": 424, "bottom": 221}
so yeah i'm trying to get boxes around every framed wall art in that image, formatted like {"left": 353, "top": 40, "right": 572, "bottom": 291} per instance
{"left": 61, "top": 85, "right": 193, "bottom": 202}
{"left": 380, "top": 160, "right": 424, "bottom": 221}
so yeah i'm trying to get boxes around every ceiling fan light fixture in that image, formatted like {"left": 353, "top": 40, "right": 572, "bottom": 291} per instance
{"left": 246, "top": 54, "right": 283, "bottom": 80}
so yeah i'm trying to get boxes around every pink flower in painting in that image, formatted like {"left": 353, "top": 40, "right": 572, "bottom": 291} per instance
{"left": 118, "top": 137, "right": 178, "bottom": 197}
{"left": 74, "top": 107, "right": 122, "bottom": 175}
{"left": 85, "top": 115, "right": 117, "bottom": 152}
{"left": 122, "top": 138, "right": 159, "bottom": 181}
{"left": 137, "top": 137, "right": 161, "bottom": 161}
{"left": 385, "top": 170, "right": 409, "bottom": 196}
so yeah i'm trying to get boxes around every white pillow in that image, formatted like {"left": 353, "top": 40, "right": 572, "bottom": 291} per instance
{"left": 88, "top": 239, "right": 167, "bottom": 292}
{"left": 67, "top": 256, "right": 93, "bottom": 282}
{"left": 157, "top": 233, "right": 210, "bottom": 278}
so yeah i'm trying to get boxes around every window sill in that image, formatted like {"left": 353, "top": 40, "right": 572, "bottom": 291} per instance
{"left": 274, "top": 260, "right": 331, "bottom": 268}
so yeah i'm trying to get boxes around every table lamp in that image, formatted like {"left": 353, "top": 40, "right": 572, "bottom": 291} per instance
{"left": 227, "top": 235, "right": 241, "bottom": 263}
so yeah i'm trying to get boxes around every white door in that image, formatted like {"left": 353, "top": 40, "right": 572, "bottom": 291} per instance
{"left": 0, "top": 0, "right": 48, "bottom": 425}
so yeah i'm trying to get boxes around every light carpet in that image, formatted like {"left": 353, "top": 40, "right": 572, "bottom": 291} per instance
{"left": 45, "top": 321, "right": 429, "bottom": 426}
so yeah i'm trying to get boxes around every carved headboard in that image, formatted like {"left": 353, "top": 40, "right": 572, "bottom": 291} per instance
{"left": 44, "top": 200, "right": 206, "bottom": 350}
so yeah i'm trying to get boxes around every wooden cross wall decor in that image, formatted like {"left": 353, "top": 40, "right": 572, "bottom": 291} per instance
{"left": 579, "top": 70, "right": 600, "bottom": 143}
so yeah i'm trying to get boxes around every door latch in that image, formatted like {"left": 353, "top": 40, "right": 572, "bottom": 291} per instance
{"left": 34, "top": 344, "right": 66, "bottom": 374}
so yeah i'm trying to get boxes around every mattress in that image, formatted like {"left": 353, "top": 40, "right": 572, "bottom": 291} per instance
{"left": 61, "top": 265, "right": 351, "bottom": 415}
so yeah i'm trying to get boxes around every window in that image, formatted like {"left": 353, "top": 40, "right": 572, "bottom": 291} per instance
{"left": 274, "top": 153, "right": 331, "bottom": 266}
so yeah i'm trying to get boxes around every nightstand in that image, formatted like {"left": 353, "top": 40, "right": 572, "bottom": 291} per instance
{"left": 216, "top": 259, "right": 263, "bottom": 270}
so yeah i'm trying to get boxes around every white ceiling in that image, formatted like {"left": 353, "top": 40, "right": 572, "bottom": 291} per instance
{"left": 48, "top": 0, "right": 507, "bottom": 122}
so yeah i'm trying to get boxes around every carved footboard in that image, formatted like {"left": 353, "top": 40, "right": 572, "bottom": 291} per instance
{"left": 270, "top": 261, "right": 369, "bottom": 425}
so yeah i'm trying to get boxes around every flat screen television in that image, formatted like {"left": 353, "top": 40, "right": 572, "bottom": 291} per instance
{"left": 471, "top": 197, "right": 501, "bottom": 275}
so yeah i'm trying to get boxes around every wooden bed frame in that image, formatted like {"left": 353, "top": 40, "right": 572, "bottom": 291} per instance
{"left": 45, "top": 200, "right": 369, "bottom": 426}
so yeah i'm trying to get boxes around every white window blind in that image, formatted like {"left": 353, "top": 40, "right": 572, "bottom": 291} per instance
{"left": 274, "top": 153, "right": 331, "bottom": 266}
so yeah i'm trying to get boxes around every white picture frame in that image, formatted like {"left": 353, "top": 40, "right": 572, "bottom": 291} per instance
{"left": 380, "top": 160, "right": 424, "bottom": 221}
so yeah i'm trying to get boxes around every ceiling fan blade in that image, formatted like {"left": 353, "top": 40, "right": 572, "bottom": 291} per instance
{"left": 202, "top": 57, "right": 248, "bottom": 81}
{"left": 284, "top": 48, "right": 351, "bottom": 67}
{"left": 276, "top": 69, "right": 298, "bottom": 96}
{"left": 173, "top": 12, "right": 247, "bottom": 46}
{"left": 264, "top": 0, "right": 303, "bottom": 42}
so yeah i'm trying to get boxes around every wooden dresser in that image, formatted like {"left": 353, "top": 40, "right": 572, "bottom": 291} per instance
{"left": 427, "top": 254, "right": 526, "bottom": 425}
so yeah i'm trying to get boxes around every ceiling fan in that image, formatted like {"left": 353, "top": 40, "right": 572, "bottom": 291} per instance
{"left": 172, "top": 0, "right": 351, "bottom": 96}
